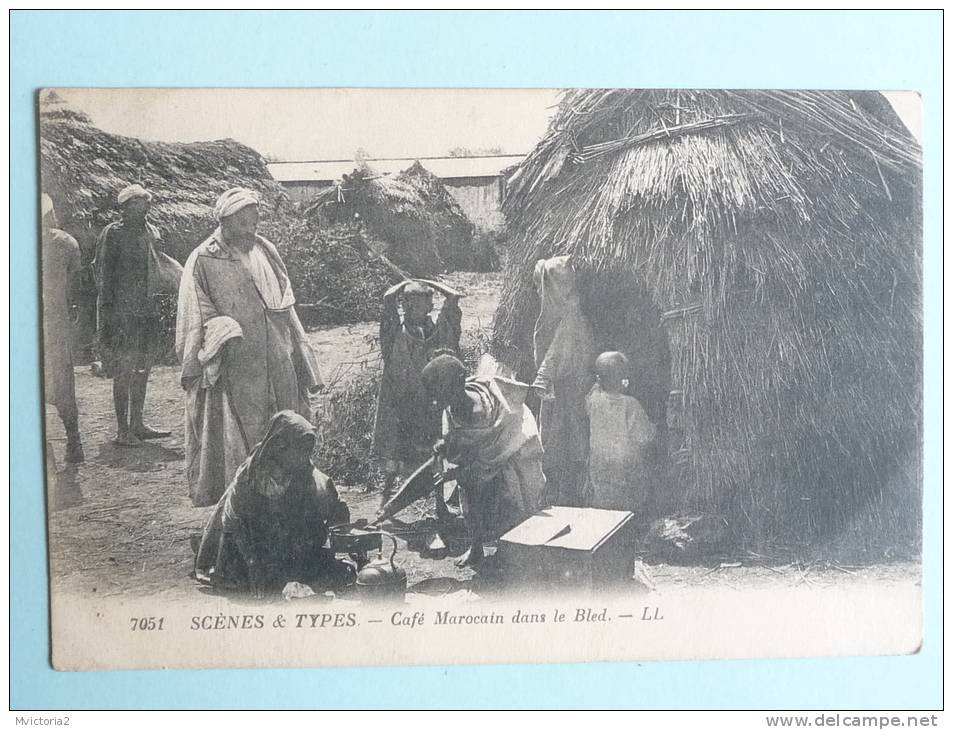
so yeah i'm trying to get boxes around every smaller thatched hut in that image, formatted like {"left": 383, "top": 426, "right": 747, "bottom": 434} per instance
{"left": 495, "top": 90, "right": 922, "bottom": 550}
{"left": 305, "top": 162, "right": 475, "bottom": 275}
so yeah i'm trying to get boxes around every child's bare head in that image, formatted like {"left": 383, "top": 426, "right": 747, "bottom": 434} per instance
{"left": 594, "top": 351, "right": 629, "bottom": 393}
{"left": 422, "top": 352, "right": 468, "bottom": 410}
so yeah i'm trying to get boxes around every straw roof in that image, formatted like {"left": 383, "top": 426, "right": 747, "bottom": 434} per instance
{"left": 496, "top": 90, "right": 922, "bottom": 543}
{"left": 39, "top": 92, "right": 288, "bottom": 261}
{"left": 305, "top": 162, "right": 474, "bottom": 275}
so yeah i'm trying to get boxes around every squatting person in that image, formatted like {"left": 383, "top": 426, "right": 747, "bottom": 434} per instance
{"left": 193, "top": 410, "right": 351, "bottom": 598}
{"left": 421, "top": 353, "right": 546, "bottom": 568}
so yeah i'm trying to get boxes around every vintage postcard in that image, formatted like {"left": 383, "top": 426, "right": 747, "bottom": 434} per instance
{"left": 39, "top": 88, "right": 922, "bottom": 671}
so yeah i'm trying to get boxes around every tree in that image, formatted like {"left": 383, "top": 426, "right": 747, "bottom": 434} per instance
{"left": 353, "top": 148, "right": 373, "bottom": 174}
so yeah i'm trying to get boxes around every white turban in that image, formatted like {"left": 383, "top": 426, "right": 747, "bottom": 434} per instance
{"left": 117, "top": 184, "right": 152, "bottom": 205}
{"left": 214, "top": 187, "right": 260, "bottom": 221}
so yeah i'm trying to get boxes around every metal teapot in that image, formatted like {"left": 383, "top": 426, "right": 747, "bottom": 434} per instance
{"left": 355, "top": 531, "right": 407, "bottom": 602}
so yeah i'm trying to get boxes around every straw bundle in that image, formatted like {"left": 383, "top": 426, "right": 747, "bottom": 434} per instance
{"left": 305, "top": 163, "right": 475, "bottom": 275}
{"left": 495, "top": 90, "right": 921, "bottom": 545}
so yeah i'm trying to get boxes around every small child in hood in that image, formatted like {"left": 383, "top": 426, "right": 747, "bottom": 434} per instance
{"left": 585, "top": 351, "right": 655, "bottom": 514}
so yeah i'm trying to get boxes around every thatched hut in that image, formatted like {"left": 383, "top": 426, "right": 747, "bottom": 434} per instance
{"left": 495, "top": 90, "right": 921, "bottom": 547}
{"left": 39, "top": 91, "right": 288, "bottom": 263}
{"left": 305, "top": 162, "right": 475, "bottom": 275}
{"left": 39, "top": 91, "right": 289, "bottom": 358}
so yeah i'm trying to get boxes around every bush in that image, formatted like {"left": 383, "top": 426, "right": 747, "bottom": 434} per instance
{"left": 260, "top": 217, "right": 396, "bottom": 327}
{"left": 314, "top": 368, "right": 383, "bottom": 488}
{"left": 312, "top": 321, "right": 494, "bottom": 490}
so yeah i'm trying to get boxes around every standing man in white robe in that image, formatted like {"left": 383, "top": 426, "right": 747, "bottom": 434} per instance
{"left": 176, "top": 188, "right": 323, "bottom": 507}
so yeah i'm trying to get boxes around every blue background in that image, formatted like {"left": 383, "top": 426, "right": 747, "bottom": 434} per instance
{"left": 11, "top": 10, "right": 943, "bottom": 709}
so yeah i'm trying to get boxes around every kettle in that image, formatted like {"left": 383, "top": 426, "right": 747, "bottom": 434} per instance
{"left": 355, "top": 531, "right": 407, "bottom": 602}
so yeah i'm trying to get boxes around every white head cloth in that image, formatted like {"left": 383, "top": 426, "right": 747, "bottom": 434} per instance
{"left": 214, "top": 187, "right": 260, "bottom": 221}
{"left": 117, "top": 184, "right": 152, "bottom": 205}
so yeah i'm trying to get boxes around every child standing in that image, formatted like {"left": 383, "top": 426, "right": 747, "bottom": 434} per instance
{"left": 585, "top": 351, "right": 656, "bottom": 514}
{"left": 371, "top": 279, "right": 462, "bottom": 509}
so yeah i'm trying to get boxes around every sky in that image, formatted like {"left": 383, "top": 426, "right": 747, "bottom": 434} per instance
{"left": 56, "top": 88, "right": 562, "bottom": 161}
{"left": 55, "top": 88, "right": 921, "bottom": 162}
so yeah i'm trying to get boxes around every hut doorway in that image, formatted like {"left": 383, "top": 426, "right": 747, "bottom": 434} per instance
{"left": 578, "top": 268, "right": 673, "bottom": 510}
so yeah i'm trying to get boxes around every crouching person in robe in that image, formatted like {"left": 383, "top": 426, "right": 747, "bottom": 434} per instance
{"left": 194, "top": 411, "right": 351, "bottom": 598}
{"left": 421, "top": 354, "right": 546, "bottom": 568}
{"left": 177, "top": 188, "right": 323, "bottom": 507}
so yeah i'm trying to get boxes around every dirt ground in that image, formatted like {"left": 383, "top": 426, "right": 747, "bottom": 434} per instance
{"left": 45, "top": 271, "right": 920, "bottom": 604}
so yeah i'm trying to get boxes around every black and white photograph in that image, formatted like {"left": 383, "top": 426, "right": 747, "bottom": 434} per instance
{"left": 38, "top": 87, "right": 923, "bottom": 670}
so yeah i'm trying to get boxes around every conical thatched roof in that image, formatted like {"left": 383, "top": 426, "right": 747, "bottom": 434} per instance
{"left": 305, "top": 162, "right": 474, "bottom": 275}
{"left": 496, "top": 90, "right": 921, "bottom": 545}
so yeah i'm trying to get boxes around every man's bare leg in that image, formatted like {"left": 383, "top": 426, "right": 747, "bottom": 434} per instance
{"left": 434, "top": 482, "right": 451, "bottom": 521}
{"left": 129, "top": 367, "right": 169, "bottom": 439}
{"left": 56, "top": 401, "right": 84, "bottom": 463}
{"left": 112, "top": 372, "right": 141, "bottom": 447}
{"left": 455, "top": 486, "right": 484, "bottom": 568}
{"left": 379, "top": 461, "right": 399, "bottom": 507}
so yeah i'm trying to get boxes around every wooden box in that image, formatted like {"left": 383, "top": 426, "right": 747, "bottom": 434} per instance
{"left": 497, "top": 506, "right": 637, "bottom": 591}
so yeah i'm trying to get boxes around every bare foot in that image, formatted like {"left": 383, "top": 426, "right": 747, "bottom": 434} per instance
{"left": 132, "top": 425, "right": 171, "bottom": 439}
{"left": 454, "top": 545, "right": 484, "bottom": 568}
{"left": 114, "top": 432, "right": 143, "bottom": 448}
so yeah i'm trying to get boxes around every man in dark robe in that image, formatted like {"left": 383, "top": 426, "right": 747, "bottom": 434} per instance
{"left": 94, "top": 184, "right": 174, "bottom": 447}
